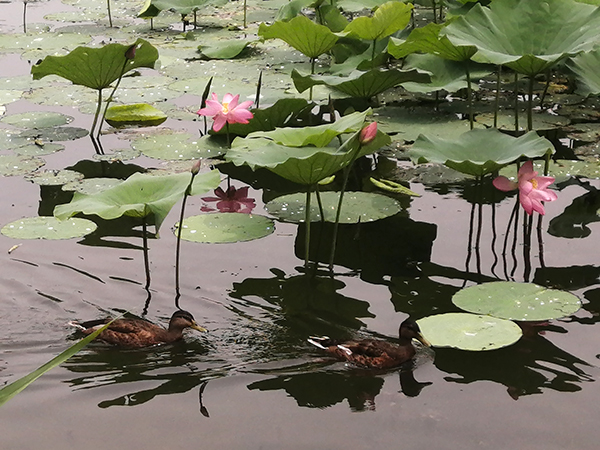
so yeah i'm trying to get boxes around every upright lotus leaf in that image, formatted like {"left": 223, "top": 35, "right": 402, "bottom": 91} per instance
{"left": 387, "top": 23, "right": 477, "bottom": 61}
{"left": 258, "top": 16, "right": 339, "bottom": 59}
{"left": 343, "top": 1, "right": 413, "bottom": 41}
{"left": 31, "top": 39, "right": 159, "bottom": 90}
{"left": 408, "top": 129, "right": 554, "bottom": 177}
{"left": 452, "top": 282, "right": 582, "bottom": 321}
{"left": 566, "top": 48, "right": 600, "bottom": 97}
{"left": 54, "top": 170, "right": 221, "bottom": 232}
{"left": 442, "top": 0, "right": 600, "bottom": 76}
{"left": 292, "top": 68, "right": 430, "bottom": 98}
{"left": 227, "top": 128, "right": 390, "bottom": 185}
{"left": 247, "top": 110, "right": 369, "bottom": 147}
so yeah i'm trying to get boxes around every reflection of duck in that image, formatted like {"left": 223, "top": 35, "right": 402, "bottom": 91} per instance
{"left": 308, "top": 319, "right": 431, "bottom": 369}
{"left": 69, "top": 310, "right": 207, "bottom": 348}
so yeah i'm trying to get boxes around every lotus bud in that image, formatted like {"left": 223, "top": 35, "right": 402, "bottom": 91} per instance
{"left": 359, "top": 122, "right": 377, "bottom": 145}
{"left": 125, "top": 44, "right": 137, "bottom": 60}
{"left": 191, "top": 159, "right": 201, "bottom": 175}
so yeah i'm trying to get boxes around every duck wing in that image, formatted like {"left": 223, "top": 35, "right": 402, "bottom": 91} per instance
{"left": 335, "top": 339, "right": 415, "bottom": 369}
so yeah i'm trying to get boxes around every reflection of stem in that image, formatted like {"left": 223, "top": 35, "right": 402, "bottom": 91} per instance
{"left": 510, "top": 198, "right": 520, "bottom": 278}
{"left": 523, "top": 213, "right": 533, "bottom": 281}
{"left": 175, "top": 172, "right": 197, "bottom": 297}
{"left": 466, "top": 64, "right": 473, "bottom": 129}
{"left": 494, "top": 66, "right": 501, "bottom": 128}
{"left": 142, "top": 287, "right": 152, "bottom": 316}
{"left": 107, "top": 0, "right": 113, "bottom": 27}
{"left": 527, "top": 76, "right": 534, "bottom": 131}
{"left": 490, "top": 201, "right": 499, "bottom": 277}
{"left": 464, "top": 199, "right": 476, "bottom": 286}
{"left": 475, "top": 179, "right": 483, "bottom": 278}
{"left": 315, "top": 185, "right": 325, "bottom": 222}
{"left": 304, "top": 185, "right": 312, "bottom": 269}
{"left": 142, "top": 218, "right": 151, "bottom": 290}
{"left": 536, "top": 214, "right": 545, "bottom": 268}
{"left": 255, "top": 71, "right": 263, "bottom": 109}
{"left": 501, "top": 197, "right": 519, "bottom": 280}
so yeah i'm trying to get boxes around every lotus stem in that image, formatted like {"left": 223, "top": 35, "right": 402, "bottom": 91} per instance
{"left": 243, "top": 0, "right": 247, "bottom": 28}
{"left": 494, "top": 66, "right": 501, "bottom": 128}
{"left": 527, "top": 75, "right": 534, "bottom": 131}
{"left": 226, "top": 122, "right": 231, "bottom": 148}
{"left": 304, "top": 185, "right": 312, "bottom": 268}
{"left": 465, "top": 64, "right": 473, "bottom": 130}
{"left": 371, "top": 40, "right": 376, "bottom": 69}
{"left": 175, "top": 170, "right": 197, "bottom": 296}
{"left": 142, "top": 218, "right": 151, "bottom": 290}
{"left": 23, "top": 1, "right": 27, "bottom": 34}
{"left": 514, "top": 72, "right": 519, "bottom": 131}
{"left": 90, "top": 89, "right": 104, "bottom": 144}
{"left": 97, "top": 56, "right": 130, "bottom": 139}
{"left": 255, "top": 71, "right": 263, "bottom": 109}
{"left": 107, "top": 0, "right": 112, "bottom": 27}
{"left": 315, "top": 185, "right": 325, "bottom": 222}
{"left": 309, "top": 58, "right": 316, "bottom": 101}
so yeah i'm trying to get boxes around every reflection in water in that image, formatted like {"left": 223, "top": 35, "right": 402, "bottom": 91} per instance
{"left": 434, "top": 323, "right": 593, "bottom": 400}
{"left": 62, "top": 341, "right": 223, "bottom": 410}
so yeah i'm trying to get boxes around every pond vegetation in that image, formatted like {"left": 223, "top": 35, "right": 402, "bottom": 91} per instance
{"left": 0, "top": 0, "right": 599, "bottom": 448}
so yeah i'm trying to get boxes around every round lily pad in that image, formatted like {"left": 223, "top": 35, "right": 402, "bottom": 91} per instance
{"left": 0, "top": 128, "right": 30, "bottom": 150}
{"left": 105, "top": 103, "right": 167, "bottom": 128}
{"left": 25, "top": 169, "right": 84, "bottom": 186}
{"left": 0, "top": 154, "right": 45, "bottom": 176}
{"left": 176, "top": 213, "right": 275, "bottom": 243}
{"left": 416, "top": 313, "right": 523, "bottom": 351}
{"left": 131, "top": 130, "right": 227, "bottom": 160}
{"left": 93, "top": 148, "right": 141, "bottom": 162}
{"left": 19, "top": 126, "right": 88, "bottom": 142}
{"left": 452, "top": 281, "right": 582, "bottom": 321}
{"left": 1, "top": 111, "right": 73, "bottom": 129}
{"left": 62, "top": 177, "right": 123, "bottom": 195}
{"left": 1, "top": 217, "right": 97, "bottom": 240}
{"left": 265, "top": 191, "right": 402, "bottom": 223}
{"left": 13, "top": 142, "right": 64, "bottom": 157}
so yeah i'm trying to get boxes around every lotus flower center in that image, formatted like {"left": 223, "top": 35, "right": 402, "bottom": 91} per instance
{"left": 531, "top": 178, "right": 538, "bottom": 189}
{"left": 222, "top": 102, "right": 230, "bottom": 113}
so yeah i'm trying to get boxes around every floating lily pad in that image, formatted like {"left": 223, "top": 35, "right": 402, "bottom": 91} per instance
{"left": 452, "top": 281, "right": 582, "bottom": 321}
{"left": 1, "top": 111, "right": 73, "bottom": 129}
{"left": 19, "top": 126, "right": 89, "bottom": 142}
{"left": 13, "top": 142, "right": 64, "bottom": 157}
{"left": 416, "top": 313, "right": 523, "bottom": 351}
{"left": 0, "top": 129, "right": 30, "bottom": 150}
{"left": 1, "top": 217, "right": 97, "bottom": 240}
{"left": 105, "top": 103, "right": 167, "bottom": 128}
{"left": 25, "top": 169, "right": 83, "bottom": 186}
{"left": 176, "top": 213, "right": 275, "bottom": 243}
{"left": 62, "top": 177, "right": 123, "bottom": 195}
{"left": 0, "top": 155, "right": 45, "bottom": 176}
{"left": 131, "top": 130, "right": 226, "bottom": 160}
{"left": 93, "top": 148, "right": 141, "bottom": 162}
{"left": 265, "top": 191, "right": 402, "bottom": 223}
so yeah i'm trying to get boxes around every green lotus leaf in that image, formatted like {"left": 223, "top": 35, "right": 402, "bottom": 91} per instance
{"left": 452, "top": 281, "right": 582, "bottom": 321}
{"left": 1, "top": 217, "right": 97, "bottom": 240}
{"left": 198, "top": 39, "right": 253, "bottom": 60}
{"left": 265, "top": 191, "right": 402, "bottom": 223}
{"left": 247, "top": 110, "right": 370, "bottom": 147}
{"left": 343, "top": 1, "right": 413, "bottom": 41}
{"left": 0, "top": 154, "right": 45, "bottom": 176}
{"left": 19, "top": 126, "right": 89, "bottom": 142}
{"left": 54, "top": 170, "right": 221, "bottom": 232}
{"left": 387, "top": 23, "right": 477, "bottom": 61}
{"left": 442, "top": 0, "right": 600, "bottom": 75}
{"left": 1, "top": 111, "right": 73, "bottom": 129}
{"left": 292, "top": 68, "right": 430, "bottom": 98}
{"left": 416, "top": 313, "right": 523, "bottom": 351}
{"left": 402, "top": 54, "right": 492, "bottom": 94}
{"left": 31, "top": 38, "right": 159, "bottom": 90}
{"left": 13, "top": 143, "right": 64, "bottom": 157}
{"left": 258, "top": 16, "right": 339, "bottom": 59}
{"left": 227, "top": 128, "right": 390, "bottom": 185}
{"left": 62, "top": 178, "right": 123, "bottom": 195}
{"left": 408, "top": 129, "right": 554, "bottom": 176}
{"left": 105, "top": 103, "right": 167, "bottom": 128}
{"left": 369, "top": 177, "right": 420, "bottom": 197}
{"left": 138, "top": 0, "right": 161, "bottom": 18}
{"left": 25, "top": 169, "right": 83, "bottom": 186}
{"left": 131, "top": 130, "right": 227, "bottom": 160}
{"left": 567, "top": 48, "right": 600, "bottom": 97}
{"left": 176, "top": 213, "right": 275, "bottom": 243}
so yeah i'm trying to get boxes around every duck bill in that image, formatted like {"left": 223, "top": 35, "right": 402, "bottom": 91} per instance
{"left": 191, "top": 322, "right": 208, "bottom": 333}
{"left": 416, "top": 333, "right": 431, "bottom": 347}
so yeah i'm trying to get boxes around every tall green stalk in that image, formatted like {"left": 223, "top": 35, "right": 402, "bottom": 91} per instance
{"left": 142, "top": 218, "right": 151, "bottom": 290}
{"left": 304, "top": 184, "right": 313, "bottom": 268}
{"left": 175, "top": 164, "right": 199, "bottom": 296}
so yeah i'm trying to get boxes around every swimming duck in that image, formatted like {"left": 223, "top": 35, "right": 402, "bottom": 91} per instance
{"left": 69, "top": 310, "right": 207, "bottom": 348}
{"left": 307, "top": 319, "right": 431, "bottom": 369}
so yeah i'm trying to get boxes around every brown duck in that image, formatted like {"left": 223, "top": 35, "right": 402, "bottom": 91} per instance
{"left": 307, "top": 319, "right": 431, "bottom": 369}
{"left": 69, "top": 310, "right": 207, "bottom": 348}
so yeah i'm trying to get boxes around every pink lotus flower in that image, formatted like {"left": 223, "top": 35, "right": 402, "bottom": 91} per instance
{"left": 493, "top": 160, "right": 558, "bottom": 215}
{"left": 197, "top": 93, "right": 253, "bottom": 132}
{"left": 201, "top": 186, "right": 256, "bottom": 214}
{"left": 359, "top": 122, "right": 377, "bottom": 144}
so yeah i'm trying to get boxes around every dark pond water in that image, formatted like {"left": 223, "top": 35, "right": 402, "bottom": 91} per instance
{"left": 1, "top": 1, "right": 600, "bottom": 449}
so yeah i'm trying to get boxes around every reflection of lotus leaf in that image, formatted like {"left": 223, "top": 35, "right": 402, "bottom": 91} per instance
{"left": 417, "top": 313, "right": 522, "bottom": 351}
{"left": 452, "top": 281, "right": 581, "bottom": 321}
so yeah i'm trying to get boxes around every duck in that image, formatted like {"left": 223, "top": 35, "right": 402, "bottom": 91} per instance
{"left": 69, "top": 310, "right": 207, "bottom": 348}
{"left": 307, "top": 319, "right": 431, "bottom": 369}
